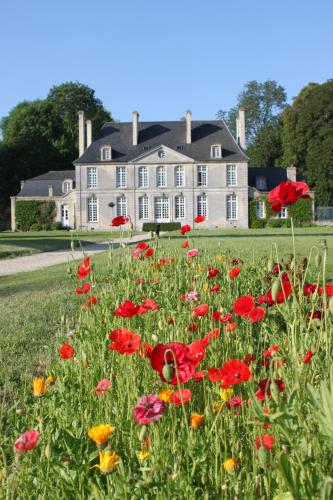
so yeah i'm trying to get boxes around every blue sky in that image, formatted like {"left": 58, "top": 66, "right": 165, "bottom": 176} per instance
{"left": 1, "top": 0, "right": 332, "bottom": 122}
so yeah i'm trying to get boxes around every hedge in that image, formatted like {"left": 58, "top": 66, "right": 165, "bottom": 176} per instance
{"left": 16, "top": 201, "right": 56, "bottom": 231}
{"left": 142, "top": 222, "right": 181, "bottom": 232}
{"left": 249, "top": 196, "right": 312, "bottom": 228}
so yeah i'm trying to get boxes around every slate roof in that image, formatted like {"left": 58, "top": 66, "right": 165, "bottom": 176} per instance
{"left": 74, "top": 120, "right": 249, "bottom": 164}
{"left": 17, "top": 170, "right": 75, "bottom": 197}
{"left": 248, "top": 167, "right": 306, "bottom": 191}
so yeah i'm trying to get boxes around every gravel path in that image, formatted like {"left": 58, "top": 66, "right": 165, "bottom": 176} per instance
{"left": 0, "top": 233, "right": 152, "bottom": 277}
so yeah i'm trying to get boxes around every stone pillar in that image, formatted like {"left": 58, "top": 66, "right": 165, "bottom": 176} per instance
{"left": 86, "top": 119, "right": 92, "bottom": 147}
{"left": 78, "top": 110, "right": 85, "bottom": 156}
{"left": 236, "top": 117, "right": 240, "bottom": 144}
{"left": 238, "top": 107, "right": 246, "bottom": 149}
{"left": 186, "top": 110, "right": 192, "bottom": 144}
{"left": 132, "top": 111, "right": 139, "bottom": 146}
{"left": 287, "top": 166, "right": 297, "bottom": 181}
{"left": 11, "top": 197, "right": 16, "bottom": 232}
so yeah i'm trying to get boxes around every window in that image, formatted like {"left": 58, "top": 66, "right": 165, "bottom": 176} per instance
{"left": 279, "top": 207, "right": 288, "bottom": 219}
{"left": 116, "top": 195, "right": 127, "bottom": 217}
{"left": 226, "top": 194, "right": 237, "bottom": 220}
{"left": 63, "top": 181, "right": 72, "bottom": 193}
{"left": 175, "top": 166, "right": 185, "bottom": 187}
{"left": 116, "top": 167, "right": 126, "bottom": 188}
{"left": 197, "top": 194, "right": 207, "bottom": 218}
{"left": 175, "top": 195, "right": 185, "bottom": 219}
{"left": 256, "top": 176, "right": 267, "bottom": 190}
{"left": 101, "top": 146, "right": 112, "bottom": 161}
{"left": 139, "top": 196, "right": 149, "bottom": 219}
{"left": 87, "top": 167, "right": 97, "bottom": 188}
{"left": 197, "top": 165, "right": 207, "bottom": 187}
{"left": 138, "top": 166, "right": 148, "bottom": 187}
{"left": 176, "top": 145, "right": 184, "bottom": 151}
{"left": 256, "top": 200, "right": 266, "bottom": 219}
{"left": 143, "top": 145, "right": 151, "bottom": 152}
{"left": 226, "top": 165, "right": 237, "bottom": 186}
{"left": 87, "top": 197, "right": 98, "bottom": 222}
{"left": 154, "top": 196, "right": 169, "bottom": 220}
{"left": 211, "top": 144, "right": 222, "bottom": 159}
{"left": 156, "top": 166, "right": 167, "bottom": 187}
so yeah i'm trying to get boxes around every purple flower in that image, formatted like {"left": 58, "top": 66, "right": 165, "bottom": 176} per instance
{"left": 186, "top": 291, "right": 199, "bottom": 302}
{"left": 133, "top": 394, "right": 166, "bottom": 425}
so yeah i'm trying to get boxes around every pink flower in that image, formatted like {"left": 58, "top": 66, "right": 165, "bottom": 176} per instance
{"left": 186, "top": 249, "right": 199, "bottom": 258}
{"left": 94, "top": 379, "right": 112, "bottom": 396}
{"left": 14, "top": 430, "right": 40, "bottom": 452}
{"left": 133, "top": 394, "right": 167, "bottom": 425}
{"left": 186, "top": 291, "right": 200, "bottom": 301}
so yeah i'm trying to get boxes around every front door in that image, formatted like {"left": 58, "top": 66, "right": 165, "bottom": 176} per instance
{"left": 154, "top": 196, "right": 170, "bottom": 222}
{"left": 61, "top": 205, "right": 69, "bottom": 227}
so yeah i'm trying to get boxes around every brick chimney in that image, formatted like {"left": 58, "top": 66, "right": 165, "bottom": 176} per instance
{"left": 132, "top": 111, "right": 139, "bottom": 146}
{"left": 287, "top": 165, "right": 297, "bottom": 182}
{"left": 238, "top": 107, "right": 246, "bottom": 149}
{"left": 48, "top": 185, "right": 53, "bottom": 197}
{"left": 78, "top": 110, "right": 85, "bottom": 156}
{"left": 86, "top": 119, "right": 92, "bottom": 147}
{"left": 186, "top": 110, "right": 192, "bottom": 144}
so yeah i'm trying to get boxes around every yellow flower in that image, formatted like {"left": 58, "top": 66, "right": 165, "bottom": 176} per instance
{"left": 197, "top": 264, "right": 203, "bottom": 272}
{"left": 94, "top": 450, "right": 119, "bottom": 474}
{"left": 190, "top": 413, "right": 205, "bottom": 429}
{"left": 33, "top": 377, "right": 46, "bottom": 396}
{"left": 46, "top": 375, "right": 56, "bottom": 385}
{"left": 202, "top": 283, "right": 208, "bottom": 291}
{"left": 88, "top": 425, "right": 115, "bottom": 446}
{"left": 223, "top": 458, "right": 238, "bottom": 472}
{"left": 220, "top": 388, "right": 234, "bottom": 401}
{"left": 213, "top": 402, "right": 223, "bottom": 413}
{"left": 215, "top": 254, "right": 223, "bottom": 262}
{"left": 82, "top": 360, "right": 89, "bottom": 368}
{"left": 137, "top": 450, "right": 150, "bottom": 461}
{"left": 158, "top": 389, "right": 174, "bottom": 403}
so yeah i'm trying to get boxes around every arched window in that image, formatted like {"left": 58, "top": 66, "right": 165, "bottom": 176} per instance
{"left": 101, "top": 146, "right": 112, "bottom": 161}
{"left": 156, "top": 166, "right": 167, "bottom": 187}
{"left": 211, "top": 144, "right": 222, "bottom": 159}
{"left": 256, "top": 176, "right": 267, "bottom": 190}
{"left": 116, "top": 195, "right": 127, "bottom": 217}
{"left": 138, "top": 166, "right": 148, "bottom": 187}
{"left": 174, "top": 166, "right": 185, "bottom": 187}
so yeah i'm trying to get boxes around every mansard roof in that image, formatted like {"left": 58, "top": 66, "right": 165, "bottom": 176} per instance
{"left": 248, "top": 167, "right": 306, "bottom": 191}
{"left": 74, "top": 120, "right": 248, "bottom": 164}
{"left": 17, "top": 170, "right": 75, "bottom": 197}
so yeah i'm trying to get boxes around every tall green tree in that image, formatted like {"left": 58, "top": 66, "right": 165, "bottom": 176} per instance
{"left": 247, "top": 119, "right": 283, "bottom": 167}
{"left": 217, "top": 80, "right": 287, "bottom": 145}
{"left": 281, "top": 80, "right": 333, "bottom": 205}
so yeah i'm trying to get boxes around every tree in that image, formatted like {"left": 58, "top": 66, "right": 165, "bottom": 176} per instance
{"left": 247, "top": 119, "right": 283, "bottom": 167}
{"left": 281, "top": 80, "right": 333, "bottom": 205}
{"left": 217, "top": 80, "right": 287, "bottom": 145}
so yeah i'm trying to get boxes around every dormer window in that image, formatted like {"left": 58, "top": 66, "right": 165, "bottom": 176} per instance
{"left": 101, "top": 146, "right": 112, "bottom": 161}
{"left": 211, "top": 144, "right": 222, "bottom": 159}
{"left": 63, "top": 180, "right": 72, "bottom": 193}
{"left": 256, "top": 176, "right": 267, "bottom": 191}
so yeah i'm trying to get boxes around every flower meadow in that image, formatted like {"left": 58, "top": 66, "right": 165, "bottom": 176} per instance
{"left": 2, "top": 184, "right": 333, "bottom": 498}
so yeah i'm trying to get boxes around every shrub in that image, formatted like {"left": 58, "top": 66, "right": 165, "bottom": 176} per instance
{"left": 250, "top": 219, "right": 266, "bottom": 229}
{"left": 267, "top": 218, "right": 291, "bottom": 228}
{"left": 142, "top": 222, "right": 181, "bottom": 232}
{"left": 16, "top": 201, "right": 56, "bottom": 231}
{"left": 41, "top": 223, "right": 51, "bottom": 231}
{"left": 30, "top": 223, "right": 42, "bottom": 231}
{"left": 51, "top": 222, "right": 63, "bottom": 231}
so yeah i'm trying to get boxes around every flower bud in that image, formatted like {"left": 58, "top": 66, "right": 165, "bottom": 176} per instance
{"left": 271, "top": 279, "right": 281, "bottom": 302}
{"left": 139, "top": 425, "right": 147, "bottom": 441}
{"left": 267, "top": 258, "right": 274, "bottom": 273}
{"left": 44, "top": 443, "right": 52, "bottom": 460}
{"left": 162, "top": 363, "right": 174, "bottom": 382}
{"left": 151, "top": 334, "right": 159, "bottom": 343}
{"left": 70, "top": 240, "right": 76, "bottom": 253}
{"left": 314, "top": 252, "right": 321, "bottom": 268}
{"left": 258, "top": 447, "right": 268, "bottom": 468}
{"left": 329, "top": 296, "right": 333, "bottom": 315}
{"left": 270, "top": 381, "right": 281, "bottom": 405}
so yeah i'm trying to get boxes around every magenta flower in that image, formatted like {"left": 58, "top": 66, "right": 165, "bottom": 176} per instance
{"left": 186, "top": 291, "right": 200, "bottom": 301}
{"left": 133, "top": 394, "right": 167, "bottom": 425}
{"left": 14, "top": 430, "right": 40, "bottom": 452}
{"left": 186, "top": 249, "right": 199, "bottom": 258}
{"left": 94, "top": 379, "right": 112, "bottom": 396}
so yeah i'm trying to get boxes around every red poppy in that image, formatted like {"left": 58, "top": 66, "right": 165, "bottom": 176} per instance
{"left": 87, "top": 295, "right": 97, "bottom": 307}
{"left": 77, "top": 257, "right": 92, "bottom": 280}
{"left": 59, "top": 343, "right": 75, "bottom": 359}
{"left": 194, "top": 215, "right": 205, "bottom": 223}
{"left": 248, "top": 307, "right": 265, "bottom": 323}
{"left": 109, "top": 328, "right": 141, "bottom": 355}
{"left": 244, "top": 353, "right": 256, "bottom": 365}
{"left": 138, "top": 342, "right": 154, "bottom": 359}
{"left": 140, "top": 299, "right": 159, "bottom": 311}
{"left": 203, "top": 328, "right": 221, "bottom": 343}
{"left": 268, "top": 181, "right": 310, "bottom": 212}
{"left": 264, "top": 277, "right": 292, "bottom": 305}
{"left": 75, "top": 282, "right": 91, "bottom": 294}
{"left": 149, "top": 342, "right": 197, "bottom": 385}
{"left": 186, "top": 340, "right": 207, "bottom": 364}
{"left": 233, "top": 295, "right": 255, "bottom": 317}
{"left": 207, "top": 267, "right": 219, "bottom": 278}
{"left": 180, "top": 224, "right": 192, "bottom": 235}
{"left": 318, "top": 284, "right": 333, "bottom": 297}
{"left": 167, "top": 316, "right": 175, "bottom": 325}
{"left": 225, "top": 322, "right": 237, "bottom": 332}
{"left": 304, "top": 351, "right": 314, "bottom": 364}
{"left": 188, "top": 322, "right": 199, "bottom": 332}
{"left": 211, "top": 310, "right": 221, "bottom": 321}
{"left": 210, "top": 284, "right": 220, "bottom": 293}
{"left": 182, "top": 240, "right": 189, "bottom": 248}
{"left": 255, "top": 434, "right": 275, "bottom": 450}
{"left": 228, "top": 267, "right": 241, "bottom": 279}
{"left": 136, "top": 242, "right": 149, "bottom": 251}
{"left": 112, "top": 215, "right": 129, "bottom": 226}
{"left": 145, "top": 248, "right": 154, "bottom": 257}
{"left": 226, "top": 396, "right": 243, "bottom": 410}
{"left": 263, "top": 345, "right": 280, "bottom": 358}
{"left": 256, "top": 379, "right": 285, "bottom": 401}
{"left": 169, "top": 388, "right": 192, "bottom": 406}
{"left": 192, "top": 304, "right": 209, "bottom": 317}
{"left": 220, "top": 312, "right": 233, "bottom": 323}
{"left": 303, "top": 283, "right": 318, "bottom": 296}
{"left": 114, "top": 300, "right": 139, "bottom": 317}
{"left": 192, "top": 370, "right": 206, "bottom": 382}
{"left": 208, "top": 359, "right": 251, "bottom": 388}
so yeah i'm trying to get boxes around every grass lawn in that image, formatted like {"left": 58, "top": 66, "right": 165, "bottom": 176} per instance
{"left": 1, "top": 226, "right": 332, "bottom": 412}
{"left": 0, "top": 229, "right": 138, "bottom": 259}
